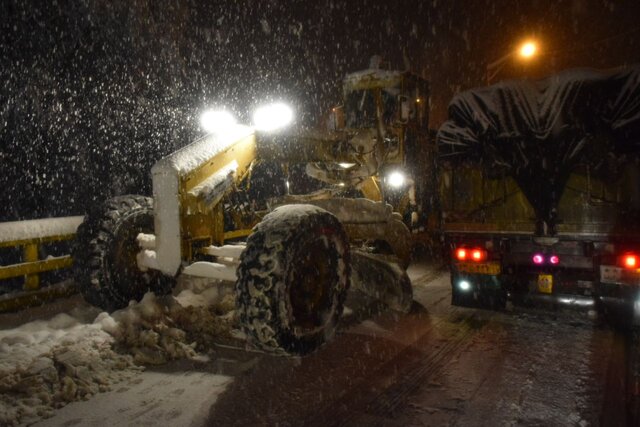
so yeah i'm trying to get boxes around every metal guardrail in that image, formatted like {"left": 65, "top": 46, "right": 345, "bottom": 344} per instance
{"left": 0, "top": 216, "right": 84, "bottom": 311}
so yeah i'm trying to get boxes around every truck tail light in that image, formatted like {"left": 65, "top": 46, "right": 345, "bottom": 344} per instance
{"left": 622, "top": 253, "right": 638, "bottom": 269}
{"left": 454, "top": 247, "right": 486, "bottom": 262}
{"left": 471, "top": 249, "right": 487, "bottom": 262}
{"left": 549, "top": 255, "right": 559, "bottom": 265}
{"left": 455, "top": 248, "right": 467, "bottom": 261}
{"left": 532, "top": 254, "right": 544, "bottom": 264}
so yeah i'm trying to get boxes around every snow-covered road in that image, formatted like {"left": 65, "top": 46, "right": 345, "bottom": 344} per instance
{"left": 203, "top": 266, "right": 635, "bottom": 426}
{"left": 1, "top": 259, "right": 638, "bottom": 426}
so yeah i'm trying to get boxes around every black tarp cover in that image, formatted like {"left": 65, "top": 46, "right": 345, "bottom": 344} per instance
{"left": 437, "top": 66, "right": 640, "bottom": 234}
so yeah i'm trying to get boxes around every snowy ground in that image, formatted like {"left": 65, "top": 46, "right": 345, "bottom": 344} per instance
{"left": 1, "top": 260, "right": 638, "bottom": 426}
{"left": 0, "top": 277, "right": 237, "bottom": 426}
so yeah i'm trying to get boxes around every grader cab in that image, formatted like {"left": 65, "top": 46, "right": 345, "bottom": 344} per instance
{"left": 73, "top": 65, "right": 432, "bottom": 355}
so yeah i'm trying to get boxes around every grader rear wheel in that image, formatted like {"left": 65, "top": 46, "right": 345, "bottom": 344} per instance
{"left": 73, "top": 195, "right": 174, "bottom": 312}
{"left": 236, "top": 205, "right": 350, "bottom": 355}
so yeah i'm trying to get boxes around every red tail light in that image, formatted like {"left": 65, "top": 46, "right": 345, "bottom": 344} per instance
{"left": 471, "top": 249, "right": 487, "bottom": 262}
{"left": 623, "top": 253, "right": 638, "bottom": 269}
{"left": 532, "top": 254, "right": 544, "bottom": 264}
{"left": 549, "top": 255, "right": 559, "bottom": 265}
{"left": 454, "top": 247, "right": 487, "bottom": 262}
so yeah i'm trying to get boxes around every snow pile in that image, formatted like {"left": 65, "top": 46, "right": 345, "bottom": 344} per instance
{"left": 95, "top": 293, "right": 197, "bottom": 365}
{"left": 0, "top": 281, "right": 236, "bottom": 426}
{"left": 0, "top": 314, "right": 137, "bottom": 426}
{"left": 98, "top": 289, "right": 236, "bottom": 365}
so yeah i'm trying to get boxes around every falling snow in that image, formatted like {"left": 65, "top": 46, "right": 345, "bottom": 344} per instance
{"left": 2, "top": 1, "right": 638, "bottom": 222}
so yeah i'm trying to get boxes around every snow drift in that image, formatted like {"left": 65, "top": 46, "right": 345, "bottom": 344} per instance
{"left": 0, "top": 280, "right": 236, "bottom": 426}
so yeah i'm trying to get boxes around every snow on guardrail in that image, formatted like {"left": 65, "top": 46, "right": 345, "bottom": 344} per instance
{"left": 0, "top": 216, "right": 84, "bottom": 244}
{"left": 0, "top": 216, "right": 85, "bottom": 301}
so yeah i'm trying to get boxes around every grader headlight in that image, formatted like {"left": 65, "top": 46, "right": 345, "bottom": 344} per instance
{"left": 386, "top": 170, "right": 406, "bottom": 189}
{"left": 252, "top": 103, "right": 293, "bottom": 131}
{"left": 200, "top": 110, "right": 237, "bottom": 133}
{"left": 338, "top": 163, "right": 356, "bottom": 169}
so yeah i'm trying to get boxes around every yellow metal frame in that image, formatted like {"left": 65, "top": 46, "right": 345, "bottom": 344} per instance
{"left": 177, "top": 133, "right": 258, "bottom": 261}
{"left": 0, "top": 255, "right": 73, "bottom": 281}
{"left": 223, "top": 228, "right": 254, "bottom": 240}
{"left": 0, "top": 233, "right": 76, "bottom": 291}
{"left": 359, "top": 177, "right": 383, "bottom": 202}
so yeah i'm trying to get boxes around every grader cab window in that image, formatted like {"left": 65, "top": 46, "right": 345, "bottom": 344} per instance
{"left": 344, "top": 88, "right": 399, "bottom": 128}
{"left": 345, "top": 89, "right": 376, "bottom": 128}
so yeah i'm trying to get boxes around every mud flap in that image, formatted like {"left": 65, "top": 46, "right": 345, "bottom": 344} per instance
{"left": 350, "top": 251, "right": 413, "bottom": 313}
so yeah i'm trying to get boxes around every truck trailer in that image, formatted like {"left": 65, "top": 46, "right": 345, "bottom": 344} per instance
{"left": 436, "top": 66, "right": 640, "bottom": 325}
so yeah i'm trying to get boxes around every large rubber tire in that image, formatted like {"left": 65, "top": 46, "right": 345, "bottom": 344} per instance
{"left": 236, "top": 205, "right": 350, "bottom": 355}
{"left": 73, "top": 195, "right": 174, "bottom": 312}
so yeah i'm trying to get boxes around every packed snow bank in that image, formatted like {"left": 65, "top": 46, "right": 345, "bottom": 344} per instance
{"left": 0, "top": 280, "right": 236, "bottom": 426}
{"left": 0, "top": 314, "right": 136, "bottom": 426}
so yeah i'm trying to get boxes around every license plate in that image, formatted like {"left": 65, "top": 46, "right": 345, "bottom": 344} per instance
{"left": 457, "top": 262, "right": 501, "bottom": 275}
{"left": 537, "top": 274, "right": 553, "bottom": 294}
{"left": 600, "top": 266, "right": 622, "bottom": 283}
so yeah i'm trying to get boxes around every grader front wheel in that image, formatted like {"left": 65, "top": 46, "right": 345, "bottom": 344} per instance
{"left": 236, "top": 205, "right": 350, "bottom": 355}
{"left": 73, "top": 195, "right": 174, "bottom": 312}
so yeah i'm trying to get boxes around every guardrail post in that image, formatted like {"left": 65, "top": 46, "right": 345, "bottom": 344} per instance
{"left": 0, "top": 216, "right": 83, "bottom": 311}
{"left": 23, "top": 243, "right": 40, "bottom": 290}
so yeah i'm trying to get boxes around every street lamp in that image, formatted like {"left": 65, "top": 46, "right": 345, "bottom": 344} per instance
{"left": 486, "top": 39, "right": 539, "bottom": 84}
{"left": 519, "top": 41, "right": 537, "bottom": 59}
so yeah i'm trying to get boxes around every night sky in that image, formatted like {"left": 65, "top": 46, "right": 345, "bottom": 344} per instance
{"left": 1, "top": 0, "right": 639, "bottom": 221}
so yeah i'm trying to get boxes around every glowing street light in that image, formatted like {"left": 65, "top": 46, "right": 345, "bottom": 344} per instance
{"left": 519, "top": 41, "right": 537, "bottom": 59}
{"left": 486, "top": 39, "right": 540, "bottom": 84}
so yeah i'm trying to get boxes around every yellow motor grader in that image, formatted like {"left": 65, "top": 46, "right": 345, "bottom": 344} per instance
{"left": 73, "top": 64, "right": 432, "bottom": 355}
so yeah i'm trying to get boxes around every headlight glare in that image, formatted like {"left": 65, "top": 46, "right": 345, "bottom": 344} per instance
{"left": 200, "top": 110, "right": 236, "bottom": 133}
{"left": 386, "top": 171, "right": 406, "bottom": 188}
{"left": 253, "top": 103, "right": 293, "bottom": 131}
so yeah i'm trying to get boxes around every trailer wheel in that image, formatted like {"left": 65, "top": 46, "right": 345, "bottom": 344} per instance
{"left": 73, "top": 195, "right": 174, "bottom": 312}
{"left": 236, "top": 205, "right": 350, "bottom": 355}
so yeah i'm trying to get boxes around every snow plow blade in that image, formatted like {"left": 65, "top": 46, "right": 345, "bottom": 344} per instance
{"left": 350, "top": 251, "right": 413, "bottom": 313}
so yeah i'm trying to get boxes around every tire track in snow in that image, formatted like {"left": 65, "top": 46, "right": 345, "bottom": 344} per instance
{"left": 359, "top": 312, "right": 484, "bottom": 420}
{"left": 304, "top": 306, "right": 485, "bottom": 426}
